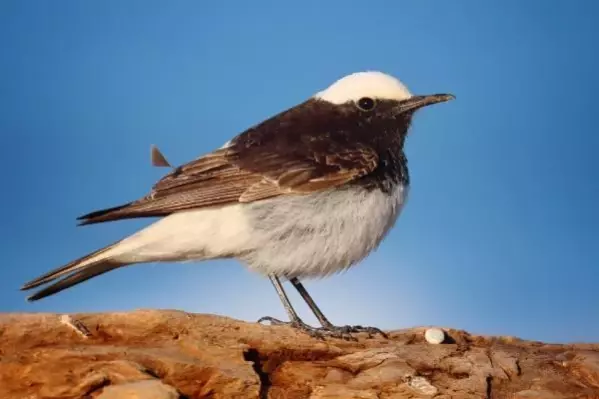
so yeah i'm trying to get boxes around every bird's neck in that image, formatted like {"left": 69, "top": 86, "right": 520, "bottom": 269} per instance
{"left": 351, "top": 147, "right": 409, "bottom": 194}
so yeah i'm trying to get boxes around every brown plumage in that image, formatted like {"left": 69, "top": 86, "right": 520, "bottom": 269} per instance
{"left": 77, "top": 99, "right": 406, "bottom": 226}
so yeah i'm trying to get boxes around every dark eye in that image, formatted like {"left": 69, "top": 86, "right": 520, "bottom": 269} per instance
{"left": 357, "top": 97, "right": 376, "bottom": 111}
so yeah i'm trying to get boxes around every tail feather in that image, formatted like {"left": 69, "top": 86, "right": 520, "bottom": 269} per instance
{"left": 21, "top": 242, "right": 126, "bottom": 301}
{"left": 25, "top": 260, "right": 124, "bottom": 301}
{"left": 21, "top": 244, "right": 117, "bottom": 290}
{"left": 76, "top": 201, "right": 170, "bottom": 226}
{"left": 76, "top": 202, "right": 136, "bottom": 226}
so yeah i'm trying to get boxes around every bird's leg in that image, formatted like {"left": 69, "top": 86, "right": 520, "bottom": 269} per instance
{"left": 289, "top": 277, "right": 388, "bottom": 339}
{"left": 257, "top": 275, "right": 356, "bottom": 340}
{"left": 257, "top": 275, "right": 326, "bottom": 339}
{"left": 287, "top": 277, "right": 333, "bottom": 327}
{"left": 258, "top": 275, "right": 302, "bottom": 326}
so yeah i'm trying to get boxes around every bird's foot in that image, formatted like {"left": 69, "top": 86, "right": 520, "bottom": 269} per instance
{"left": 257, "top": 316, "right": 386, "bottom": 340}
{"left": 258, "top": 316, "right": 331, "bottom": 339}
{"left": 320, "top": 323, "right": 388, "bottom": 339}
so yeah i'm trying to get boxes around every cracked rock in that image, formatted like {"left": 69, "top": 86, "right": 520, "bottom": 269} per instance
{"left": 0, "top": 310, "right": 598, "bottom": 398}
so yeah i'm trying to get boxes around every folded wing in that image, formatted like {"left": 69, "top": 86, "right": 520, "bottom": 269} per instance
{"left": 77, "top": 101, "right": 380, "bottom": 225}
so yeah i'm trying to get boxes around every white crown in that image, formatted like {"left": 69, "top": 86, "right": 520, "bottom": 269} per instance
{"left": 314, "top": 71, "right": 413, "bottom": 104}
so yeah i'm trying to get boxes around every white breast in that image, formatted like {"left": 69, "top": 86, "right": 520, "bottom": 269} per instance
{"left": 109, "top": 184, "right": 407, "bottom": 279}
{"left": 241, "top": 184, "right": 408, "bottom": 278}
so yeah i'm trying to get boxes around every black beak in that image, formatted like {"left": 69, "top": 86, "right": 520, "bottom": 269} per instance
{"left": 396, "top": 93, "right": 455, "bottom": 114}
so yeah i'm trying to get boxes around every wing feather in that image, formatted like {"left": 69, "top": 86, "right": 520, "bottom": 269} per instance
{"left": 77, "top": 101, "right": 381, "bottom": 225}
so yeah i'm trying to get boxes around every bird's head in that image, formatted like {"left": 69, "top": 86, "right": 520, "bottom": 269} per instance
{"left": 313, "top": 71, "right": 454, "bottom": 121}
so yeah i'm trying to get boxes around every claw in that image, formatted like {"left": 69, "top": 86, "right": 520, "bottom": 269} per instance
{"left": 257, "top": 316, "right": 326, "bottom": 339}
{"left": 257, "top": 316, "right": 287, "bottom": 326}
{"left": 258, "top": 316, "right": 325, "bottom": 339}
{"left": 328, "top": 324, "right": 388, "bottom": 339}
{"left": 257, "top": 316, "right": 386, "bottom": 340}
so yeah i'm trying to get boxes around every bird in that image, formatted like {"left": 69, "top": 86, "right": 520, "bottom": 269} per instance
{"left": 21, "top": 71, "right": 454, "bottom": 339}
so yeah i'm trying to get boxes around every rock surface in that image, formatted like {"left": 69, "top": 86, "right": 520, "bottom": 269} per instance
{"left": 0, "top": 310, "right": 598, "bottom": 398}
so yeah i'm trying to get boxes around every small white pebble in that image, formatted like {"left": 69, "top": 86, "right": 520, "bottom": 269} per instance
{"left": 424, "top": 328, "right": 445, "bottom": 344}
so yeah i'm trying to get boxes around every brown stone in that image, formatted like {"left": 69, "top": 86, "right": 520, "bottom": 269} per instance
{"left": 97, "top": 380, "right": 179, "bottom": 399}
{"left": 0, "top": 310, "right": 598, "bottom": 398}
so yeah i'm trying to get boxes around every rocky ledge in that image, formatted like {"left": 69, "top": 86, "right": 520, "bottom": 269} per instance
{"left": 0, "top": 310, "right": 598, "bottom": 398}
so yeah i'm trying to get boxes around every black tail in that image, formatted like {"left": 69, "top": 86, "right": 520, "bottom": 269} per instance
{"left": 76, "top": 202, "right": 134, "bottom": 226}
{"left": 21, "top": 244, "right": 126, "bottom": 301}
{"left": 76, "top": 201, "right": 169, "bottom": 226}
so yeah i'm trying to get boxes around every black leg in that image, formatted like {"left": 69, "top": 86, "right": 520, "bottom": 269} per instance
{"left": 288, "top": 277, "right": 333, "bottom": 327}
{"left": 289, "top": 277, "right": 388, "bottom": 339}
{"left": 257, "top": 275, "right": 326, "bottom": 339}
{"left": 257, "top": 275, "right": 359, "bottom": 339}
{"left": 263, "top": 274, "right": 302, "bottom": 323}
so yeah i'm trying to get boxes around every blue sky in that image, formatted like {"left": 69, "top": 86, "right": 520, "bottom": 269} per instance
{"left": 1, "top": 0, "right": 597, "bottom": 343}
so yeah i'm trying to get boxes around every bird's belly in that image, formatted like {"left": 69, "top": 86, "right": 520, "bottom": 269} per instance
{"left": 241, "top": 184, "right": 408, "bottom": 278}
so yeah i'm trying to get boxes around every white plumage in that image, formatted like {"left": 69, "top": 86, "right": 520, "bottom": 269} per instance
{"left": 314, "top": 71, "right": 413, "bottom": 104}
{"left": 95, "top": 183, "right": 408, "bottom": 279}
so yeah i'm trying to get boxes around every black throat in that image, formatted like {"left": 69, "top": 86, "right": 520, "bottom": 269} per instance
{"left": 354, "top": 147, "right": 409, "bottom": 193}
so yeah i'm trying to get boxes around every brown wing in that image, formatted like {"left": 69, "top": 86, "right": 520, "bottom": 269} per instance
{"left": 77, "top": 100, "right": 380, "bottom": 225}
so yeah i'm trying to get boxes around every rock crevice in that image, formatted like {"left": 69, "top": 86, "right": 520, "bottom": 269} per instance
{"left": 243, "top": 348, "right": 272, "bottom": 399}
